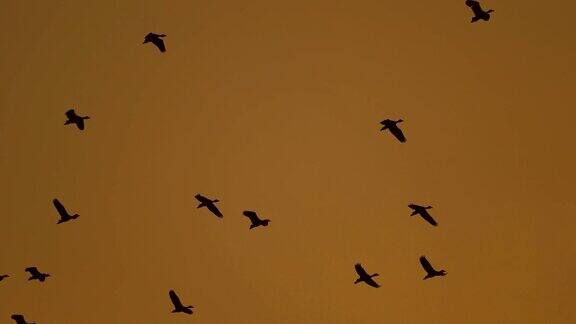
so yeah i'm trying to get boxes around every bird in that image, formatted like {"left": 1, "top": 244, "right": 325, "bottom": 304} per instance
{"left": 143, "top": 33, "right": 167, "bottom": 52}
{"left": 53, "top": 199, "right": 79, "bottom": 224}
{"left": 0, "top": 274, "right": 9, "bottom": 281}
{"left": 380, "top": 119, "right": 406, "bottom": 142}
{"left": 64, "top": 109, "right": 90, "bottom": 130}
{"left": 419, "top": 256, "right": 447, "bottom": 280}
{"left": 465, "top": 0, "right": 494, "bottom": 22}
{"left": 242, "top": 210, "right": 271, "bottom": 229}
{"left": 25, "top": 267, "right": 50, "bottom": 282}
{"left": 195, "top": 194, "right": 223, "bottom": 218}
{"left": 169, "top": 290, "right": 193, "bottom": 314}
{"left": 408, "top": 204, "right": 438, "bottom": 226}
{"left": 354, "top": 263, "right": 380, "bottom": 288}
{"left": 10, "top": 314, "right": 35, "bottom": 324}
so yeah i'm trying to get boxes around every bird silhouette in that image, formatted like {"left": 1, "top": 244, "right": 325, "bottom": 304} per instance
{"left": 466, "top": 0, "right": 494, "bottom": 22}
{"left": 195, "top": 194, "right": 223, "bottom": 218}
{"left": 25, "top": 267, "right": 50, "bottom": 282}
{"left": 419, "top": 256, "right": 447, "bottom": 279}
{"left": 242, "top": 210, "right": 271, "bottom": 229}
{"left": 143, "top": 33, "right": 167, "bottom": 52}
{"left": 0, "top": 274, "right": 9, "bottom": 281}
{"left": 53, "top": 199, "right": 79, "bottom": 224}
{"left": 64, "top": 109, "right": 90, "bottom": 130}
{"left": 380, "top": 119, "right": 406, "bottom": 142}
{"left": 10, "top": 314, "right": 35, "bottom": 324}
{"left": 169, "top": 290, "right": 193, "bottom": 314}
{"left": 354, "top": 263, "right": 380, "bottom": 288}
{"left": 408, "top": 204, "right": 438, "bottom": 226}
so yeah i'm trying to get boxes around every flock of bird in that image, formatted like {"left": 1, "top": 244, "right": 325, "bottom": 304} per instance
{"left": 4, "top": 1, "right": 494, "bottom": 323}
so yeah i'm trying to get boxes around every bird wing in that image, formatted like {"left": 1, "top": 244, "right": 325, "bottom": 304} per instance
{"left": 52, "top": 199, "right": 68, "bottom": 217}
{"left": 195, "top": 194, "right": 209, "bottom": 204}
{"left": 242, "top": 211, "right": 260, "bottom": 223}
{"left": 152, "top": 38, "right": 166, "bottom": 52}
{"left": 77, "top": 118, "right": 85, "bottom": 130}
{"left": 419, "top": 256, "right": 436, "bottom": 274}
{"left": 419, "top": 210, "right": 438, "bottom": 226}
{"left": 25, "top": 267, "right": 39, "bottom": 275}
{"left": 169, "top": 290, "right": 184, "bottom": 308}
{"left": 207, "top": 203, "right": 223, "bottom": 218}
{"left": 408, "top": 204, "right": 420, "bottom": 210}
{"left": 466, "top": 0, "right": 484, "bottom": 15}
{"left": 388, "top": 125, "right": 406, "bottom": 142}
{"left": 363, "top": 277, "right": 380, "bottom": 288}
{"left": 354, "top": 263, "right": 369, "bottom": 277}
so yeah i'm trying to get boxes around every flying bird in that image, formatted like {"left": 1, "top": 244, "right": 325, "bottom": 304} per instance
{"left": 380, "top": 119, "right": 406, "bottom": 143}
{"left": 169, "top": 290, "right": 193, "bottom": 314}
{"left": 195, "top": 194, "right": 223, "bottom": 218}
{"left": 0, "top": 274, "right": 9, "bottom": 281}
{"left": 64, "top": 109, "right": 90, "bottom": 130}
{"left": 408, "top": 204, "right": 438, "bottom": 226}
{"left": 25, "top": 267, "right": 50, "bottom": 282}
{"left": 419, "top": 256, "right": 447, "bottom": 279}
{"left": 143, "top": 33, "right": 167, "bottom": 52}
{"left": 53, "top": 199, "right": 79, "bottom": 224}
{"left": 242, "top": 210, "right": 271, "bottom": 229}
{"left": 354, "top": 263, "right": 380, "bottom": 288}
{"left": 10, "top": 314, "right": 35, "bottom": 324}
{"left": 465, "top": 0, "right": 494, "bottom": 22}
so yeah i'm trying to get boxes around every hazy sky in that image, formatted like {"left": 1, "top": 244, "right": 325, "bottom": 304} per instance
{"left": 1, "top": 1, "right": 575, "bottom": 323}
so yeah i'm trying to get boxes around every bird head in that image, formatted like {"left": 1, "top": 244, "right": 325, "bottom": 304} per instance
{"left": 212, "top": 199, "right": 220, "bottom": 203}
{"left": 487, "top": 9, "right": 494, "bottom": 13}
{"left": 72, "top": 214, "right": 80, "bottom": 219}
{"left": 263, "top": 220, "right": 271, "bottom": 226}
{"left": 396, "top": 119, "right": 404, "bottom": 123}
{"left": 439, "top": 270, "right": 447, "bottom": 276}
{"left": 371, "top": 273, "right": 380, "bottom": 277}
{"left": 425, "top": 206, "right": 433, "bottom": 209}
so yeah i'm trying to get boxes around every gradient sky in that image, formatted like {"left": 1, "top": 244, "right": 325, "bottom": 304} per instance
{"left": 1, "top": 1, "right": 575, "bottom": 323}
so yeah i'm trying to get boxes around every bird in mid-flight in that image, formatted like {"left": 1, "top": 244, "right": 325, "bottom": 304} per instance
{"left": 465, "top": 0, "right": 494, "bottom": 22}
{"left": 169, "top": 290, "right": 193, "bottom": 315}
{"left": 53, "top": 199, "right": 79, "bottom": 224}
{"left": 195, "top": 194, "right": 223, "bottom": 218}
{"left": 419, "top": 256, "right": 447, "bottom": 280}
{"left": 354, "top": 263, "right": 380, "bottom": 288}
{"left": 11, "top": 314, "right": 35, "bottom": 324}
{"left": 143, "top": 33, "right": 167, "bottom": 52}
{"left": 242, "top": 210, "right": 271, "bottom": 229}
{"left": 25, "top": 267, "right": 50, "bottom": 282}
{"left": 380, "top": 119, "right": 406, "bottom": 143}
{"left": 408, "top": 204, "right": 438, "bottom": 226}
{"left": 64, "top": 109, "right": 90, "bottom": 130}
{"left": 0, "top": 274, "right": 9, "bottom": 281}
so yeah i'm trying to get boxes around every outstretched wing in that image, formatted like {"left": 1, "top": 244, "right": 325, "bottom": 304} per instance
{"left": 354, "top": 263, "right": 369, "bottom": 277}
{"left": 419, "top": 210, "right": 438, "bottom": 226}
{"left": 52, "top": 199, "right": 68, "bottom": 217}
{"left": 169, "top": 290, "right": 184, "bottom": 308}
{"left": 419, "top": 256, "right": 436, "bottom": 274}
{"left": 389, "top": 125, "right": 406, "bottom": 142}
{"left": 364, "top": 277, "right": 380, "bottom": 288}
{"left": 408, "top": 204, "right": 420, "bottom": 210}
{"left": 243, "top": 211, "right": 260, "bottom": 223}
{"left": 152, "top": 38, "right": 166, "bottom": 52}
{"left": 207, "top": 204, "right": 223, "bottom": 218}
{"left": 76, "top": 118, "right": 85, "bottom": 130}
{"left": 195, "top": 194, "right": 209, "bottom": 204}
{"left": 465, "top": 0, "right": 484, "bottom": 15}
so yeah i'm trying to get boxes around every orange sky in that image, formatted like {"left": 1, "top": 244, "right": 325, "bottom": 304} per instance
{"left": 1, "top": 0, "right": 575, "bottom": 323}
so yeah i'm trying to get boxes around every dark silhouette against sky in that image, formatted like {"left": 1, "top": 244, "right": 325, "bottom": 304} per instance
{"left": 53, "top": 198, "right": 80, "bottom": 224}
{"left": 379, "top": 119, "right": 406, "bottom": 143}
{"left": 11, "top": 314, "right": 35, "bottom": 324}
{"left": 25, "top": 267, "right": 50, "bottom": 282}
{"left": 169, "top": 290, "right": 193, "bottom": 315}
{"left": 195, "top": 194, "right": 223, "bottom": 218}
{"left": 419, "top": 256, "right": 447, "bottom": 280}
{"left": 242, "top": 210, "right": 271, "bottom": 229}
{"left": 64, "top": 109, "right": 89, "bottom": 130}
{"left": 143, "top": 33, "right": 167, "bottom": 52}
{"left": 354, "top": 263, "right": 380, "bottom": 288}
{"left": 408, "top": 204, "right": 438, "bottom": 226}
{"left": 0, "top": 274, "right": 9, "bottom": 281}
{"left": 466, "top": 0, "right": 494, "bottom": 22}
